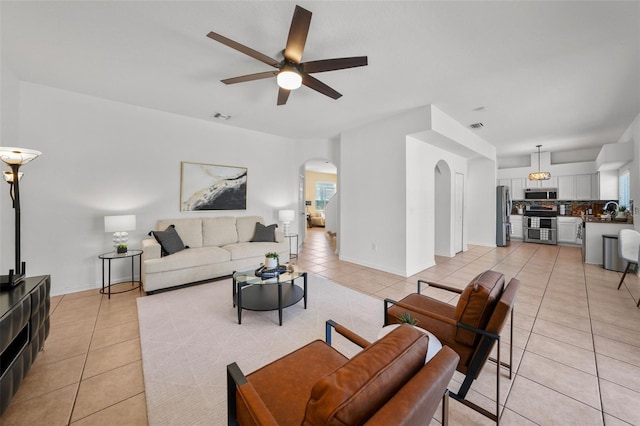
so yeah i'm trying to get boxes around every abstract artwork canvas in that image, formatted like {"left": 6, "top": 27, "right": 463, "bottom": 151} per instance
{"left": 180, "top": 161, "right": 247, "bottom": 211}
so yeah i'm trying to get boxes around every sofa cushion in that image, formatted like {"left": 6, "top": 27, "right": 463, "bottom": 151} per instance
{"left": 223, "top": 242, "right": 286, "bottom": 261}
{"left": 157, "top": 218, "right": 203, "bottom": 248}
{"left": 203, "top": 217, "right": 238, "bottom": 247}
{"left": 251, "top": 223, "right": 278, "bottom": 242}
{"left": 454, "top": 270, "right": 505, "bottom": 346}
{"left": 144, "top": 246, "right": 231, "bottom": 274}
{"left": 149, "top": 225, "right": 187, "bottom": 256}
{"left": 236, "top": 216, "right": 264, "bottom": 243}
{"left": 303, "top": 325, "right": 428, "bottom": 425}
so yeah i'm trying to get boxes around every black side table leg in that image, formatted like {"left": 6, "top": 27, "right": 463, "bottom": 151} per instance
{"left": 237, "top": 282, "right": 242, "bottom": 324}
{"left": 101, "top": 258, "right": 105, "bottom": 296}
{"left": 232, "top": 276, "right": 236, "bottom": 308}
{"left": 278, "top": 283, "right": 283, "bottom": 326}
{"left": 107, "top": 259, "right": 112, "bottom": 299}
{"left": 303, "top": 272, "right": 308, "bottom": 309}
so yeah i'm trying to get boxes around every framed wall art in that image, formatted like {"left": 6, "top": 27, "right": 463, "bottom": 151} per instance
{"left": 180, "top": 161, "right": 247, "bottom": 211}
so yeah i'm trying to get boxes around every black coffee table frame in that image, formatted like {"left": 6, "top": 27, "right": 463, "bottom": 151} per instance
{"left": 232, "top": 271, "right": 307, "bottom": 326}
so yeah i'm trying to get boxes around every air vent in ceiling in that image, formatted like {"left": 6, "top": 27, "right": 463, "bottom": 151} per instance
{"left": 469, "top": 122, "right": 484, "bottom": 129}
{"left": 213, "top": 112, "right": 231, "bottom": 120}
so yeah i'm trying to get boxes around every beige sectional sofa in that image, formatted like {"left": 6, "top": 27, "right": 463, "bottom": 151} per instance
{"left": 141, "top": 216, "right": 290, "bottom": 293}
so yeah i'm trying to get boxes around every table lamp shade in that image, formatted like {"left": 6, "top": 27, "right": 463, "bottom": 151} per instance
{"left": 279, "top": 210, "right": 295, "bottom": 222}
{"left": 279, "top": 210, "right": 295, "bottom": 236}
{"left": 104, "top": 215, "right": 136, "bottom": 232}
{"left": 105, "top": 215, "right": 136, "bottom": 251}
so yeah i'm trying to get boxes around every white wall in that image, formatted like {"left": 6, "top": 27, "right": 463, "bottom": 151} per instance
{"left": 497, "top": 150, "right": 596, "bottom": 178}
{"left": 340, "top": 107, "right": 428, "bottom": 276}
{"left": 1, "top": 82, "right": 301, "bottom": 295}
{"left": 406, "top": 138, "right": 468, "bottom": 275}
{"left": 1, "top": 64, "right": 22, "bottom": 270}
{"left": 617, "top": 114, "right": 640, "bottom": 231}
{"left": 467, "top": 156, "right": 498, "bottom": 246}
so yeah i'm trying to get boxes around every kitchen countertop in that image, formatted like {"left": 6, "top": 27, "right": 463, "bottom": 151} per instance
{"left": 583, "top": 215, "right": 633, "bottom": 224}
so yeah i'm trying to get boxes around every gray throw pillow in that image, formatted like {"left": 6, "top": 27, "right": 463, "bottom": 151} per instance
{"left": 149, "top": 225, "right": 187, "bottom": 256}
{"left": 251, "top": 222, "right": 278, "bottom": 242}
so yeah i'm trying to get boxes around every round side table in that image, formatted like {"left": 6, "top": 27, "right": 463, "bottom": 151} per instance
{"left": 378, "top": 324, "right": 443, "bottom": 362}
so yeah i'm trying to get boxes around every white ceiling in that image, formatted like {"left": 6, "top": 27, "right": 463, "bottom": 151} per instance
{"left": 2, "top": 1, "right": 639, "bottom": 161}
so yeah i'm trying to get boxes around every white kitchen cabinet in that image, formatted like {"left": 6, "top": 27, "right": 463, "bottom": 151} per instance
{"left": 524, "top": 176, "right": 556, "bottom": 190}
{"left": 597, "top": 170, "right": 618, "bottom": 200}
{"left": 525, "top": 179, "right": 540, "bottom": 189}
{"left": 575, "top": 174, "right": 592, "bottom": 200}
{"left": 496, "top": 178, "right": 525, "bottom": 200}
{"left": 557, "top": 217, "right": 580, "bottom": 244}
{"left": 510, "top": 178, "right": 525, "bottom": 200}
{"left": 510, "top": 216, "right": 523, "bottom": 239}
{"left": 558, "top": 175, "right": 575, "bottom": 200}
{"left": 591, "top": 173, "right": 600, "bottom": 200}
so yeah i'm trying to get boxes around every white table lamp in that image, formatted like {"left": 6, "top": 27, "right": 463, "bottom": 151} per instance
{"left": 279, "top": 210, "right": 295, "bottom": 236}
{"left": 105, "top": 215, "right": 136, "bottom": 251}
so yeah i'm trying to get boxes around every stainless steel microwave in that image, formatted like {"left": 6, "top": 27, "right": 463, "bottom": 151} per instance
{"left": 524, "top": 188, "right": 558, "bottom": 200}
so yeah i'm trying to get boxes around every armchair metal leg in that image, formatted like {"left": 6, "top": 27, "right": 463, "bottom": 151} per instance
{"left": 227, "top": 363, "right": 248, "bottom": 426}
{"left": 442, "top": 390, "right": 449, "bottom": 426}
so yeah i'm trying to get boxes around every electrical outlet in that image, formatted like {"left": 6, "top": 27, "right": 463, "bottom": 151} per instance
{"left": 635, "top": 206, "right": 640, "bottom": 215}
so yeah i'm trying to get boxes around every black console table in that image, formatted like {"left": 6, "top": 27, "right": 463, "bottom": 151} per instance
{"left": 0, "top": 275, "right": 51, "bottom": 415}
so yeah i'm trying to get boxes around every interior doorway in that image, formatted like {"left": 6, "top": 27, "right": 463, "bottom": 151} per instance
{"left": 454, "top": 172, "right": 464, "bottom": 253}
{"left": 301, "top": 160, "right": 338, "bottom": 249}
{"left": 434, "top": 160, "right": 452, "bottom": 257}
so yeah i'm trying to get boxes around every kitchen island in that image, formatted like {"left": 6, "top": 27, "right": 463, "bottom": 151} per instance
{"left": 584, "top": 219, "right": 635, "bottom": 265}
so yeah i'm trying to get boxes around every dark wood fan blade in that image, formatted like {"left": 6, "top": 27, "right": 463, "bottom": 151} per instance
{"left": 221, "top": 71, "right": 277, "bottom": 85}
{"left": 277, "top": 87, "right": 291, "bottom": 105}
{"left": 284, "top": 5, "right": 312, "bottom": 64}
{"left": 302, "top": 74, "right": 342, "bottom": 99}
{"left": 302, "top": 56, "right": 368, "bottom": 73}
{"left": 207, "top": 31, "right": 279, "bottom": 67}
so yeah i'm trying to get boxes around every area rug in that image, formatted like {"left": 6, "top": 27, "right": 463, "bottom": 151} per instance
{"left": 137, "top": 274, "right": 383, "bottom": 425}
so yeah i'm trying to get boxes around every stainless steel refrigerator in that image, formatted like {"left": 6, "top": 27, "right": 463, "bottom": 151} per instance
{"left": 496, "top": 185, "right": 511, "bottom": 247}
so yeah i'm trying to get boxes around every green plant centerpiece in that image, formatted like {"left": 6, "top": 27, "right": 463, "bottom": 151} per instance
{"left": 396, "top": 311, "right": 419, "bottom": 326}
{"left": 265, "top": 251, "right": 279, "bottom": 269}
{"left": 616, "top": 205, "right": 628, "bottom": 221}
{"left": 116, "top": 244, "right": 127, "bottom": 254}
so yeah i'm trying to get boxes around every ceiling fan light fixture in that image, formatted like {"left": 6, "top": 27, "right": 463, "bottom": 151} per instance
{"left": 277, "top": 68, "right": 302, "bottom": 90}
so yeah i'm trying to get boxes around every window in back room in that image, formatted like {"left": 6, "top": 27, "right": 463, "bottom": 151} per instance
{"left": 619, "top": 170, "right": 630, "bottom": 209}
{"left": 315, "top": 182, "right": 336, "bottom": 211}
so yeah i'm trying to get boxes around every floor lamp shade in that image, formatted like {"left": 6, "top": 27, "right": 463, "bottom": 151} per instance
{"left": 279, "top": 209, "right": 295, "bottom": 236}
{"left": 105, "top": 215, "right": 136, "bottom": 249}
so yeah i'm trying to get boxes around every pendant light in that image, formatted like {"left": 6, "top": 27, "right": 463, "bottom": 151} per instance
{"left": 528, "top": 145, "right": 551, "bottom": 181}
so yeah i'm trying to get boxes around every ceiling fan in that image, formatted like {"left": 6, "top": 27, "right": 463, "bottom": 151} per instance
{"left": 207, "top": 5, "right": 368, "bottom": 105}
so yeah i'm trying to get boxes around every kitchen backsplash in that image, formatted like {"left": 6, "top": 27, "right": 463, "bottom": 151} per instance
{"left": 511, "top": 199, "right": 634, "bottom": 218}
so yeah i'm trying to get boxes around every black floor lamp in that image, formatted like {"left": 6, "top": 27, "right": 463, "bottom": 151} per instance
{"left": 0, "top": 147, "right": 41, "bottom": 288}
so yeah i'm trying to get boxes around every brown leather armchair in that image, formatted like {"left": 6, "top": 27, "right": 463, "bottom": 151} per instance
{"left": 384, "top": 270, "right": 520, "bottom": 424}
{"left": 227, "top": 321, "right": 459, "bottom": 425}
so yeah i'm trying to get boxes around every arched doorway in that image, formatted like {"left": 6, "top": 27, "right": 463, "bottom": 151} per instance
{"left": 300, "top": 160, "right": 338, "bottom": 249}
{"left": 434, "top": 160, "right": 452, "bottom": 256}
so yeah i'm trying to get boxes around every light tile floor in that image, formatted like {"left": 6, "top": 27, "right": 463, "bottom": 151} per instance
{"left": 1, "top": 227, "right": 639, "bottom": 425}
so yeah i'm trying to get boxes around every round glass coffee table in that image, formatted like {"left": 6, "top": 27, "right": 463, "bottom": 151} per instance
{"left": 232, "top": 269, "right": 307, "bottom": 326}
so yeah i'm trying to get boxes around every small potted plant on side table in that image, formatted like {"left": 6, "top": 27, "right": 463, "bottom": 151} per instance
{"left": 117, "top": 244, "right": 128, "bottom": 254}
{"left": 265, "top": 252, "right": 279, "bottom": 269}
